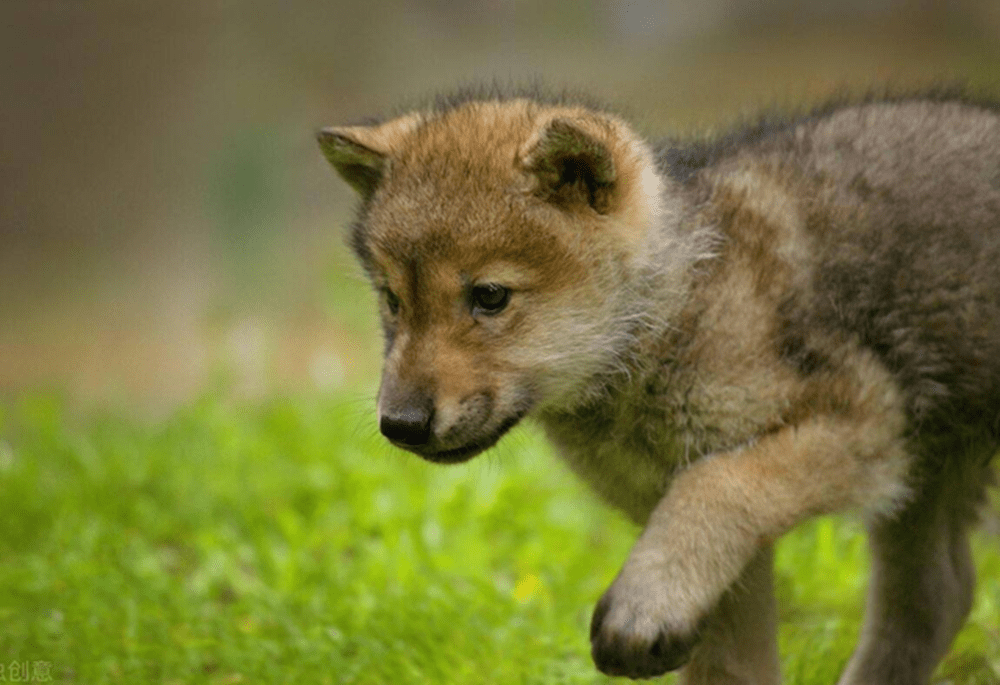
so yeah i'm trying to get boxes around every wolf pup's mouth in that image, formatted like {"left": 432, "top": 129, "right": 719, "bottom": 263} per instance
{"left": 397, "top": 410, "right": 529, "bottom": 464}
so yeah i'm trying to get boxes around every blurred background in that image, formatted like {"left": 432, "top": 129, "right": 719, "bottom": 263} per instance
{"left": 2, "top": 0, "right": 999, "bottom": 416}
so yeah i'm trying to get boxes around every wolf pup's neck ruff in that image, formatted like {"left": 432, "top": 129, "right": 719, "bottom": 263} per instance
{"left": 318, "top": 85, "right": 1000, "bottom": 683}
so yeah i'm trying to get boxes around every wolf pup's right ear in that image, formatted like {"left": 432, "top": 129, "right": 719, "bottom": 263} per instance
{"left": 316, "top": 127, "right": 387, "bottom": 199}
{"left": 525, "top": 118, "right": 618, "bottom": 215}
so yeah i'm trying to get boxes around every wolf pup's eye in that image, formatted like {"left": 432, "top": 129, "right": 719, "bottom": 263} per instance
{"left": 384, "top": 288, "right": 401, "bottom": 315}
{"left": 471, "top": 283, "right": 510, "bottom": 314}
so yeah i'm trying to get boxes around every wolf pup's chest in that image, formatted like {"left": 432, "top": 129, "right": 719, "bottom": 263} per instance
{"left": 538, "top": 301, "right": 805, "bottom": 525}
{"left": 537, "top": 362, "right": 736, "bottom": 524}
{"left": 541, "top": 401, "right": 688, "bottom": 523}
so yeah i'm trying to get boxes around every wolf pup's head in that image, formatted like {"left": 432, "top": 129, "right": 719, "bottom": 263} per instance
{"left": 318, "top": 93, "right": 671, "bottom": 463}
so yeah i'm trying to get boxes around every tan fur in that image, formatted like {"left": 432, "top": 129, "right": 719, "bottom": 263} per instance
{"left": 319, "top": 87, "right": 1000, "bottom": 683}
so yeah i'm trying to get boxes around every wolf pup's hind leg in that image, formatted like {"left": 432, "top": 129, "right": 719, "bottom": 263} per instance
{"left": 838, "top": 451, "right": 993, "bottom": 685}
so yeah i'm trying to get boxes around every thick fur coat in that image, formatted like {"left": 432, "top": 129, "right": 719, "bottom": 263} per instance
{"left": 318, "top": 85, "right": 1000, "bottom": 684}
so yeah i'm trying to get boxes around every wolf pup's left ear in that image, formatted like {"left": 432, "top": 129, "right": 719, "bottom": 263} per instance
{"left": 317, "top": 127, "right": 386, "bottom": 199}
{"left": 526, "top": 118, "right": 617, "bottom": 215}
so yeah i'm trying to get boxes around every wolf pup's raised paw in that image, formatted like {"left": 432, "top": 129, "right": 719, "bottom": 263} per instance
{"left": 590, "top": 586, "right": 701, "bottom": 678}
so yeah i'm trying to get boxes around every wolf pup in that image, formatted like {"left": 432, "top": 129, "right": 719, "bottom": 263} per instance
{"left": 318, "top": 85, "right": 1000, "bottom": 684}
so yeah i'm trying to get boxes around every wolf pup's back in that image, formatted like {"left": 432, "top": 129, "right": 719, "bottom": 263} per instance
{"left": 318, "top": 86, "right": 1000, "bottom": 684}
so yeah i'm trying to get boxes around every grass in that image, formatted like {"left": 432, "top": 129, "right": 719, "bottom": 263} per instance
{"left": 1, "top": 389, "right": 998, "bottom": 684}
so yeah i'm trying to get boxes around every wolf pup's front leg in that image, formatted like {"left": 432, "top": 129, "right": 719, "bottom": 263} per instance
{"left": 593, "top": 543, "right": 780, "bottom": 683}
{"left": 590, "top": 466, "right": 771, "bottom": 679}
{"left": 590, "top": 405, "right": 910, "bottom": 680}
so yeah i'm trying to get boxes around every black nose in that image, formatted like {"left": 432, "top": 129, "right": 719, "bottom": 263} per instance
{"left": 380, "top": 405, "right": 433, "bottom": 446}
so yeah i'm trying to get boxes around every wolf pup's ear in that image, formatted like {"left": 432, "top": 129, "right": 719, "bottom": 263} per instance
{"left": 526, "top": 118, "right": 617, "bottom": 215}
{"left": 317, "top": 127, "right": 386, "bottom": 199}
